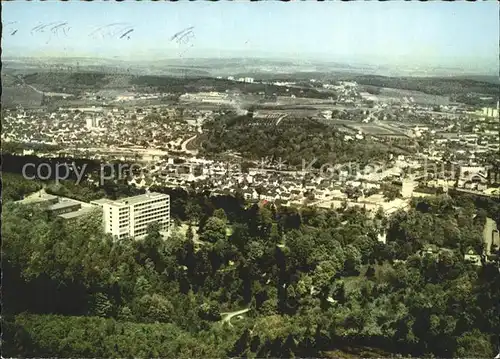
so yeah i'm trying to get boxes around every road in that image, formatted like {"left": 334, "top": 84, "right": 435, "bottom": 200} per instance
{"left": 16, "top": 75, "right": 44, "bottom": 95}
{"left": 27, "top": 83, "right": 44, "bottom": 95}
{"left": 220, "top": 308, "right": 250, "bottom": 326}
{"left": 69, "top": 146, "right": 170, "bottom": 157}
{"left": 180, "top": 135, "right": 198, "bottom": 155}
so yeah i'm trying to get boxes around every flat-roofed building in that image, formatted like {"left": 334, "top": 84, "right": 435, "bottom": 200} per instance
{"left": 47, "top": 200, "right": 82, "bottom": 216}
{"left": 401, "top": 179, "right": 415, "bottom": 198}
{"left": 464, "top": 250, "right": 482, "bottom": 266}
{"left": 16, "top": 192, "right": 94, "bottom": 220}
{"left": 58, "top": 207, "right": 95, "bottom": 221}
{"left": 90, "top": 198, "right": 115, "bottom": 207}
{"left": 95, "top": 192, "right": 170, "bottom": 240}
{"left": 15, "top": 192, "right": 59, "bottom": 206}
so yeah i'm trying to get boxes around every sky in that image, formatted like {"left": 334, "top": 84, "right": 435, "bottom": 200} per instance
{"left": 2, "top": 1, "right": 499, "bottom": 71}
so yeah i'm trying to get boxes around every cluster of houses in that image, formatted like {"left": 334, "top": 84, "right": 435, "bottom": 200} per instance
{"left": 1, "top": 105, "right": 213, "bottom": 152}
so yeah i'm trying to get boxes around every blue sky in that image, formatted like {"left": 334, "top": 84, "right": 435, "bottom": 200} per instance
{"left": 2, "top": 1, "right": 499, "bottom": 70}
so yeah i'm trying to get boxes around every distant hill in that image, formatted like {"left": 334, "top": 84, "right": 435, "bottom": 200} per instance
{"left": 20, "top": 72, "right": 111, "bottom": 94}
{"left": 336, "top": 74, "right": 500, "bottom": 98}
{"left": 1, "top": 86, "right": 43, "bottom": 107}
{"left": 11, "top": 64, "right": 498, "bottom": 107}
{"left": 450, "top": 75, "right": 499, "bottom": 85}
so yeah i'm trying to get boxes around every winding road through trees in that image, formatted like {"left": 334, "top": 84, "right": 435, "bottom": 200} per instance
{"left": 220, "top": 308, "right": 250, "bottom": 327}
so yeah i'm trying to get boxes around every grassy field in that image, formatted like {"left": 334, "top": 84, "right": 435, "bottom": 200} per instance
{"left": 379, "top": 87, "right": 450, "bottom": 105}
{"left": 351, "top": 124, "right": 399, "bottom": 135}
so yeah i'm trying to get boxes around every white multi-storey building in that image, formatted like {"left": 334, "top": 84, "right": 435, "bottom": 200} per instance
{"left": 91, "top": 192, "right": 170, "bottom": 240}
{"left": 482, "top": 106, "right": 500, "bottom": 118}
{"left": 401, "top": 179, "right": 415, "bottom": 198}
{"left": 86, "top": 116, "right": 101, "bottom": 129}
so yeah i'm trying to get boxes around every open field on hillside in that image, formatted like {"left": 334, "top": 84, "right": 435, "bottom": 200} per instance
{"left": 1, "top": 86, "right": 43, "bottom": 107}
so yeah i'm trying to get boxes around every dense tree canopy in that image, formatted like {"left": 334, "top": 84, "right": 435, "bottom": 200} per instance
{"left": 2, "top": 177, "right": 499, "bottom": 358}
{"left": 202, "top": 115, "right": 393, "bottom": 167}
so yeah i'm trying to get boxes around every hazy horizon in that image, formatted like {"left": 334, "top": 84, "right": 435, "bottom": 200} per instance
{"left": 2, "top": 1, "right": 499, "bottom": 75}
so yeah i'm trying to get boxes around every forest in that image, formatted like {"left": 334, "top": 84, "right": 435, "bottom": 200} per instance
{"left": 18, "top": 71, "right": 336, "bottom": 100}
{"left": 344, "top": 75, "right": 499, "bottom": 107}
{"left": 12, "top": 67, "right": 499, "bottom": 108}
{"left": 21, "top": 72, "right": 111, "bottom": 94}
{"left": 130, "top": 75, "right": 336, "bottom": 99}
{"left": 345, "top": 75, "right": 500, "bottom": 97}
{"left": 2, "top": 173, "right": 499, "bottom": 358}
{"left": 232, "top": 71, "right": 498, "bottom": 100}
{"left": 201, "top": 115, "right": 400, "bottom": 168}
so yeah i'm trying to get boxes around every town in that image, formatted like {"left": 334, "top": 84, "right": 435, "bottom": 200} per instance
{"left": 3, "top": 77, "right": 499, "bottom": 206}
{"left": 2, "top": 1, "right": 500, "bottom": 358}
{"left": 4, "top": 74, "right": 500, "bottom": 268}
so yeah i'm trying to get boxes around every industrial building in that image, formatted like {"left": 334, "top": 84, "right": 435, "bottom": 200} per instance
{"left": 179, "top": 92, "right": 231, "bottom": 105}
{"left": 91, "top": 192, "right": 170, "bottom": 240}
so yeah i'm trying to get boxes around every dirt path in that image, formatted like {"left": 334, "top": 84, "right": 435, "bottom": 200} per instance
{"left": 220, "top": 308, "right": 250, "bottom": 326}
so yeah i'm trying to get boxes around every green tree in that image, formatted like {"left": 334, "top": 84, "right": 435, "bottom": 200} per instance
{"left": 117, "top": 306, "right": 133, "bottom": 321}
{"left": 382, "top": 184, "right": 401, "bottom": 201}
{"left": 198, "top": 302, "right": 221, "bottom": 321}
{"left": 343, "top": 245, "right": 362, "bottom": 275}
{"left": 89, "top": 293, "right": 113, "bottom": 317}
{"left": 200, "top": 217, "right": 227, "bottom": 243}
{"left": 454, "top": 329, "right": 495, "bottom": 357}
{"left": 135, "top": 294, "right": 174, "bottom": 323}
{"left": 312, "top": 260, "right": 340, "bottom": 297}
{"left": 213, "top": 208, "right": 228, "bottom": 222}
{"left": 186, "top": 201, "right": 203, "bottom": 224}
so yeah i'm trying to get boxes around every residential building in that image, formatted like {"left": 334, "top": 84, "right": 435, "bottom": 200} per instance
{"left": 91, "top": 192, "right": 170, "bottom": 240}
{"left": 482, "top": 106, "right": 499, "bottom": 118}
{"left": 86, "top": 115, "right": 101, "bottom": 129}
{"left": 464, "top": 250, "right": 482, "bottom": 266}
{"left": 401, "top": 179, "right": 415, "bottom": 198}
